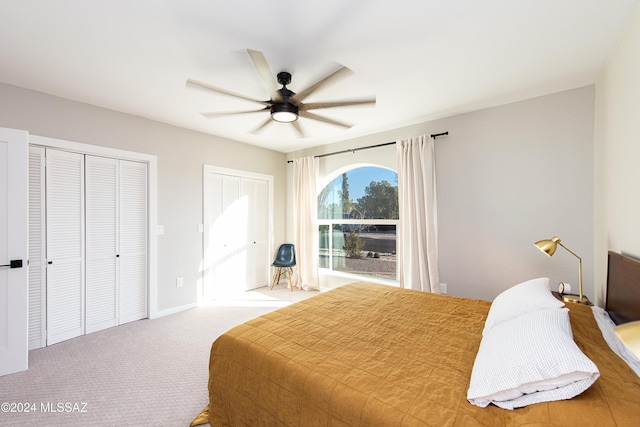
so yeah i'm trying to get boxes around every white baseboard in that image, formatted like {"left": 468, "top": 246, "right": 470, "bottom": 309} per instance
{"left": 151, "top": 302, "right": 197, "bottom": 319}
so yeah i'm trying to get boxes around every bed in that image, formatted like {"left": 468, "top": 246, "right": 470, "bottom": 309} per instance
{"left": 191, "top": 251, "right": 640, "bottom": 426}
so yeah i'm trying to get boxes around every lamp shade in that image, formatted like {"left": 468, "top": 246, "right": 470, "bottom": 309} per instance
{"left": 534, "top": 236, "right": 561, "bottom": 256}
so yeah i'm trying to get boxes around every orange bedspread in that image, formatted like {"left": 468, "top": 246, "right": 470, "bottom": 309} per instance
{"left": 192, "top": 282, "right": 640, "bottom": 426}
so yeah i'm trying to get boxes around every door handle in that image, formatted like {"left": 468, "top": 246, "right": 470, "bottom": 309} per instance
{"left": 0, "top": 259, "right": 23, "bottom": 269}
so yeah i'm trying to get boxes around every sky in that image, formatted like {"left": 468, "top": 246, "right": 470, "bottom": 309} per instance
{"left": 343, "top": 167, "right": 397, "bottom": 201}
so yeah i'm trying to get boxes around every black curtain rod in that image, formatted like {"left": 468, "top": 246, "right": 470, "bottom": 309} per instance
{"left": 287, "top": 131, "right": 448, "bottom": 163}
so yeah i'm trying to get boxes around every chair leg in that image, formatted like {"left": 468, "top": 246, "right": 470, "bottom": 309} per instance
{"left": 270, "top": 267, "right": 281, "bottom": 290}
{"left": 270, "top": 267, "right": 295, "bottom": 291}
{"left": 286, "top": 267, "right": 294, "bottom": 291}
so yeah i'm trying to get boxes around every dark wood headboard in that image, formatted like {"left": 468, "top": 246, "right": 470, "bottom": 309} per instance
{"left": 606, "top": 251, "right": 640, "bottom": 325}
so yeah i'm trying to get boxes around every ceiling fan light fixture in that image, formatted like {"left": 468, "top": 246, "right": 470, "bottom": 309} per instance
{"left": 271, "top": 103, "right": 298, "bottom": 123}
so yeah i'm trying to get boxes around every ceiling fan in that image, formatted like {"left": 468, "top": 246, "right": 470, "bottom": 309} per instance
{"left": 186, "top": 49, "right": 376, "bottom": 138}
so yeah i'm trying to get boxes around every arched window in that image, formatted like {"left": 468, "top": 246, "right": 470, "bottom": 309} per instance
{"left": 317, "top": 166, "right": 398, "bottom": 281}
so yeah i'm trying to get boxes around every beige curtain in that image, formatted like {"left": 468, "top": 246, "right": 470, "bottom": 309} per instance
{"left": 397, "top": 135, "right": 441, "bottom": 292}
{"left": 293, "top": 156, "right": 320, "bottom": 291}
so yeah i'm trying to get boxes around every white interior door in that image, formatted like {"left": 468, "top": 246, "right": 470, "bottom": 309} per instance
{"left": 28, "top": 146, "right": 46, "bottom": 350}
{"left": 46, "top": 149, "right": 85, "bottom": 345}
{"left": 211, "top": 175, "right": 242, "bottom": 297}
{"left": 203, "top": 166, "right": 272, "bottom": 299}
{"left": 119, "top": 160, "right": 148, "bottom": 324}
{"left": 203, "top": 173, "right": 222, "bottom": 300}
{"left": 85, "top": 155, "right": 119, "bottom": 334}
{"left": 242, "top": 178, "right": 269, "bottom": 290}
{"left": 0, "top": 127, "right": 29, "bottom": 376}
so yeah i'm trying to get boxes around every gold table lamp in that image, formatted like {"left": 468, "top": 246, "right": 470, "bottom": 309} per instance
{"left": 534, "top": 236, "right": 589, "bottom": 304}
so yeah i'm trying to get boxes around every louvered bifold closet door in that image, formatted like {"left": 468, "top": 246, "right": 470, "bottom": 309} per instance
{"left": 28, "top": 147, "right": 46, "bottom": 349}
{"left": 85, "top": 156, "right": 119, "bottom": 334}
{"left": 46, "top": 149, "right": 85, "bottom": 345}
{"left": 119, "top": 160, "right": 148, "bottom": 324}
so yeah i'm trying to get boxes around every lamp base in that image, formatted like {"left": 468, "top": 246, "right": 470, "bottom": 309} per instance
{"left": 561, "top": 294, "right": 590, "bottom": 305}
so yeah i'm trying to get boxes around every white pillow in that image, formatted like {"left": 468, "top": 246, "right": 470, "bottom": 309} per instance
{"left": 468, "top": 307, "right": 599, "bottom": 410}
{"left": 482, "top": 277, "right": 563, "bottom": 335}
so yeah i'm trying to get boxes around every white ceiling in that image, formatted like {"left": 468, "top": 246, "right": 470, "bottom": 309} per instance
{"left": 1, "top": 1, "right": 638, "bottom": 153}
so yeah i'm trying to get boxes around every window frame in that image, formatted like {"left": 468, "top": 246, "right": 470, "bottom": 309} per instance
{"left": 317, "top": 165, "right": 399, "bottom": 282}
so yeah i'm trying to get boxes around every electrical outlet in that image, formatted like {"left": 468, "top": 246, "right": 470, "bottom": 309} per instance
{"left": 176, "top": 277, "right": 184, "bottom": 288}
{"left": 440, "top": 283, "right": 448, "bottom": 294}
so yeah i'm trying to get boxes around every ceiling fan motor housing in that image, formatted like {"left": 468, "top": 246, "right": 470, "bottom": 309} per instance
{"left": 277, "top": 71, "right": 292, "bottom": 86}
{"left": 271, "top": 74, "right": 299, "bottom": 122}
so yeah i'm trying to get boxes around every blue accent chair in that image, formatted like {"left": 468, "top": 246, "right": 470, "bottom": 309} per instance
{"left": 270, "top": 244, "right": 296, "bottom": 291}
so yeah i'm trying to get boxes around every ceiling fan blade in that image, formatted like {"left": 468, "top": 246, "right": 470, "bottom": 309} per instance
{"left": 299, "top": 111, "right": 353, "bottom": 128}
{"left": 289, "top": 66, "right": 354, "bottom": 105}
{"left": 246, "top": 49, "right": 283, "bottom": 102}
{"left": 291, "top": 121, "right": 305, "bottom": 138}
{"left": 201, "top": 107, "right": 268, "bottom": 118}
{"left": 186, "top": 78, "right": 270, "bottom": 106}
{"left": 300, "top": 98, "right": 376, "bottom": 111}
{"left": 250, "top": 116, "right": 274, "bottom": 134}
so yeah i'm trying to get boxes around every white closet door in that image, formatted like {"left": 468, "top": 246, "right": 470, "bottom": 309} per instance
{"left": 203, "top": 173, "right": 223, "bottom": 300}
{"left": 241, "top": 178, "right": 269, "bottom": 290}
{"left": 85, "top": 156, "right": 119, "bottom": 333}
{"left": 216, "top": 175, "right": 243, "bottom": 294}
{"left": 119, "top": 160, "right": 147, "bottom": 324}
{"left": 28, "top": 147, "right": 46, "bottom": 349}
{"left": 46, "top": 149, "right": 85, "bottom": 345}
{"left": 203, "top": 168, "right": 272, "bottom": 299}
{"left": 254, "top": 178, "right": 269, "bottom": 288}
{"left": 204, "top": 174, "right": 243, "bottom": 298}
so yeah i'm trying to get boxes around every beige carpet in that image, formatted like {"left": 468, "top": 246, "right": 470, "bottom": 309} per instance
{"left": 0, "top": 284, "right": 317, "bottom": 426}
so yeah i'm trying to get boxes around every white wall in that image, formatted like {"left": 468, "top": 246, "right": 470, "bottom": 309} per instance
{"left": 594, "top": 6, "right": 640, "bottom": 305}
{"left": 0, "top": 77, "right": 600, "bottom": 307}
{"left": 289, "top": 86, "right": 595, "bottom": 302}
{"left": 0, "top": 82, "right": 287, "bottom": 313}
